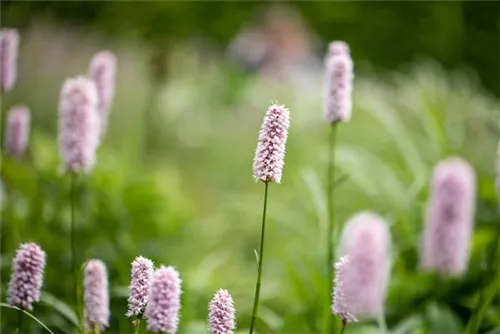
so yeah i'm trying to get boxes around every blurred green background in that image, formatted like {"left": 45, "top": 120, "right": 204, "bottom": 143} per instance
{"left": 1, "top": 1, "right": 499, "bottom": 334}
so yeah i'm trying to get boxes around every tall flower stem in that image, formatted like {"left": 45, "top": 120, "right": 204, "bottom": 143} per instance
{"left": 339, "top": 320, "right": 347, "bottom": 334}
{"left": 465, "top": 214, "right": 500, "bottom": 334}
{"left": 16, "top": 309, "right": 22, "bottom": 334}
{"left": 70, "top": 173, "right": 82, "bottom": 332}
{"left": 324, "top": 123, "right": 338, "bottom": 334}
{"left": 249, "top": 182, "right": 269, "bottom": 334}
{"left": 134, "top": 317, "right": 141, "bottom": 334}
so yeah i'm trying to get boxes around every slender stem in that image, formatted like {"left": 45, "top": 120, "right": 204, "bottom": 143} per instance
{"left": 16, "top": 309, "right": 22, "bottom": 334}
{"left": 134, "top": 317, "right": 141, "bottom": 334}
{"left": 465, "top": 216, "right": 500, "bottom": 334}
{"left": 249, "top": 182, "right": 270, "bottom": 334}
{"left": 70, "top": 173, "right": 82, "bottom": 332}
{"left": 340, "top": 320, "right": 347, "bottom": 334}
{"left": 324, "top": 123, "right": 338, "bottom": 334}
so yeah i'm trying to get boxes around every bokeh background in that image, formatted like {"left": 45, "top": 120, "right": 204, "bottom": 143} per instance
{"left": 1, "top": 1, "right": 500, "bottom": 333}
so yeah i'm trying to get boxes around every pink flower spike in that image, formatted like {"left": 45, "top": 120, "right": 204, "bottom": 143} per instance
{"left": 126, "top": 256, "right": 154, "bottom": 318}
{"left": 84, "top": 259, "right": 110, "bottom": 331}
{"left": 421, "top": 157, "right": 476, "bottom": 276}
{"left": 7, "top": 242, "right": 46, "bottom": 311}
{"left": 337, "top": 211, "right": 392, "bottom": 320}
{"left": 58, "top": 76, "right": 100, "bottom": 173}
{"left": 332, "top": 256, "right": 358, "bottom": 324}
{"left": 324, "top": 40, "right": 354, "bottom": 124}
{"left": 89, "top": 51, "right": 117, "bottom": 137}
{"left": 209, "top": 289, "right": 236, "bottom": 334}
{"left": 145, "top": 266, "right": 182, "bottom": 333}
{"left": 4, "top": 105, "right": 30, "bottom": 157}
{"left": 0, "top": 28, "right": 19, "bottom": 93}
{"left": 253, "top": 103, "right": 290, "bottom": 183}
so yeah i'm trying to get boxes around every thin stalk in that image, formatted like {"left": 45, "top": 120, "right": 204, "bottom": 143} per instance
{"left": 323, "top": 123, "right": 338, "bottom": 334}
{"left": 249, "top": 182, "right": 270, "bottom": 334}
{"left": 16, "top": 309, "right": 22, "bottom": 334}
{"left": 134, "top": 317, "right": 141, "bottom": 334}
{"left": 340, "top": 319, "right": 347, "bottom": 334}
{"left": 70, "top": 173, "right": 82, "bottom": 332}
{"left": 465, "top": 216, "right": 500, "bottom": 334}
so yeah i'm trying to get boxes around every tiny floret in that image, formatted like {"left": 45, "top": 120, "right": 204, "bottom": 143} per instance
{"left": 84, "top": 259, "right": 109, "bottom": 330}
{"left": 324, "top": 40, "right": 354, "bottom": 123}
{"left": 7, "top": 242, "right": 46, "bottom": 310}
{"left": 0, "top": 28, "right": 19, "bottom": 92}
{"left": 58, "top": 76, "right": 100, "bottom": 173}
{"left": 421, "top": 157, "right": 476, "bottom": 276}
{"left": 145, "top": 266, "right": 182, "bottom": 333}
{"left": 4, "top": 105, "right": 30, "bottom": 157}
{"left": 253, "top": 103, "right": 290, "bottom": 183}
{"left": 209, "top": 289, "right": 236, "bottom": 334}
{"left": 127, "top": 256, "right": 154, "bottom": 318}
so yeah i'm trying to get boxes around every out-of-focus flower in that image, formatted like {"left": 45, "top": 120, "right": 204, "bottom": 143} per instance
{"left": 58, "top": 76, "right": 100, "bottom": 173}
{"left": 4, "top": 105, "right": 30, "bottom": 157}
{"left": 421, "top": 157, "right": 476, "bottom": 276}
{"left": 337, "top": 211, "right": 392, "bottom": 320}
{"left": 324, "top": 41, "right": 354, "bottom": 124}
{"left": 0, "top": 28, "right": 19, "bottom": 92}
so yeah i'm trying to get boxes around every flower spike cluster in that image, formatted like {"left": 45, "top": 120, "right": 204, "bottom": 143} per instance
{"left": 253, "top": 103, "right": 290, "bottom": 183}
{"left": 0, "top": 28, "right": 19, "bottom": 92}
{"left": 126, "top": 256, "right": 154, "bottom": 318}
{"left": 209, "top": 289, "right": 236, "bottom": 334}
{"left": 84, "top": 259, "right": 110, "bottom": 331}
{"left": 7, "top": 243, "right": 46, "bottom": 311}
{"left": 145, "top": 266, "right": 182, "bottom": 333}
{"left": 324, "top": 40, "right": 354, "bottom": 123}
{"left": 421, "top": 157, "right": 476, "bottom": 276}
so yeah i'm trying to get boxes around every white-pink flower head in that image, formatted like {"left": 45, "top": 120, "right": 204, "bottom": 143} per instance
{"left": 145, "top": 266, "right": 182, "bottom": 333}
{"left": 324, "top": 40, "right": 354, "bottom": 124}
{"left": 0, "top": 28, "right": 19, "bottom": 93}
{"left": 337, "top": 211, "right": 392, "bottom": 320}
{"left": 89, "top": 51, "right": 117, "bottom": 137}
{"left": 209, "top": 289, "right": 236, "bottom": 334}
{"left": 58, "top": 76, "right": 100, "bottom": 173}
{"left": 127, "top": 256, "right": 154, "bottom": 318}
{"left": 84, "top": 259, "right": 110, "bottom": 330}
{"left": 332, "top": 256, "right": 358, "bottom": 324}
{"left": 421, "top": 157, "right": 476, "bottom": 276}
{"left": 253, "top": 103, "right": 290, "bottom": 183}
{"left": 7, "top": 242, "right": 46, "bottom": 311}
{"left": 4, "top": 105, "right": 30, "bottom": 157}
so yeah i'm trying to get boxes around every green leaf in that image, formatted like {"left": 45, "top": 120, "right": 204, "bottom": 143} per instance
{"left": 40, "top": 292, "right": 79, "bottom": 327}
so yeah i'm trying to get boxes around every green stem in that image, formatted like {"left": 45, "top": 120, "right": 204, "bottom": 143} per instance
{"left": 465, "top": 217, "right": 500, "bottom": 334}
{"left": 340, "top": 319, "right": 347, "bottom": 334}
{"left": 249, "top": 182, "right": 270, "bottom": 334}
{"left": 0, "top": 303, "right": 55, "bottom": 334}
{"left": 134, "top": 317, "right": 141, "bottom": 334}
{"left": 70, "top": 174, "right": 82, "bottom": 332}
{"left": 16, "top": 309, "right": 22, "bottom": 334}
{"left": 324, "top": 123, "right": 338, "bottom": 334}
